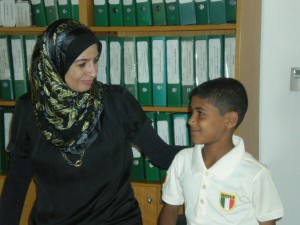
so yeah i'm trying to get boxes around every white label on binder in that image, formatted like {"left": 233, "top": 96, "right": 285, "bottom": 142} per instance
{"left": 157, "top": 121, "right": 170, "bottom": 144}
{"left": 209, "top": 38, "right": 221, "bottom": 80}
{"left": 195, "top": 39, "right": 207, "bottom": 85}
{"left": 152, "top": 40, "right": 165, "bottom": 84}
{"left": 181, "top": 40, "right": 194, "bottom": 85}
{"left": 167, "top": 39, "right": 180, "bottom": 84}
{"left": 110, "top": 41, "right": 122, "bottom": 84}
{"left": 124, "top": 40, "right": 136, "bottom": 85}
{"left": 137, "top": 41, "right": 150, "bottom": 83}
{"left": 97, "top": 40, "right": 108, "bottom": 83}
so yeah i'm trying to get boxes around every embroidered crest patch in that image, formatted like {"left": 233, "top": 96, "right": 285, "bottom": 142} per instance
{"left": 220, "top": 192, "right": 236, "bottom": 211}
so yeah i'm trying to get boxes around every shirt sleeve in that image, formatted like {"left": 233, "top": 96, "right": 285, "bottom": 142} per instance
{"left": 252, "top": 167, "right": 284, "bottom": 222}
{"left": 0, "top": 94, "right": 33, "bottom": 225}
{"left": 161, "top": 156, "right": 184, "bottom": 205}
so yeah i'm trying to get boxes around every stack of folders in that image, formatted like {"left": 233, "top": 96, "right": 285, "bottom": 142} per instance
{"left": 0, "top": 35, "right": 37, "bottom": 101}
{"left": 26, "top": 0, "right": 79, "bottom": 26}
{"left": 94, "top": 0, "right": 236, "bottom": 26}
{"left": 0, "top": 107, "right": 13, "bottom": 175}
{"left": 0, "top": 34, "right": 235, "bottom": 105}
{"left": 0, "top": 0, "right": 32, "bottom": 27}
{"left": 97, "top": 34, "right": 236, "bottom": 107}
{"left": 130, "top": 112, "right": 190, "bottom": 182}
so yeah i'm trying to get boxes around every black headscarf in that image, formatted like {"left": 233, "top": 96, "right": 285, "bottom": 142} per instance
{"left": 30, "top": 19, "right": 104, "bottom": 155}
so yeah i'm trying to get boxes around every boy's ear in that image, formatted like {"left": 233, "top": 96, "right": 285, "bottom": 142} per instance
{"left": 225, "top": 112, "right": 238, "bottom": 129}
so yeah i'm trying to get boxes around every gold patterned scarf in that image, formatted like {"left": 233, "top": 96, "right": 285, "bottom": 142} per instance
{"left": 30, "top": 19, "right": 104, "bottom": 154}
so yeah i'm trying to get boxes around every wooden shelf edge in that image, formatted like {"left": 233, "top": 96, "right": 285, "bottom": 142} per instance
{"left": 131, "top": 181, "right": 162, "bottom": 188}
{"left": 0, "top": 24, "right": 236, "bottom": 36}
{"left": 0, "top": 101, "right": 188, "bottom": 113}
{"left": 0, "top": 101, "right": 15, "bottom": 107}
{"left": 0, "top": 27, "right": 45, "bottom": 35}
{"left": 90, "top": 24, "right": 236, "bottom": 32}
{"left": 142, "top": 106, "right": 188, "bottom": 113}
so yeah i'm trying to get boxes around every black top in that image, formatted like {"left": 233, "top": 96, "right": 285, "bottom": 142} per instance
{"left": 0, "top": 85, "right": 183, "bottom": 225}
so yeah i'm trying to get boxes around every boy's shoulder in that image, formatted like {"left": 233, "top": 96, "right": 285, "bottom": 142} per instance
{"left": 174, "top": 145, "right": 200, "bottom": 164}
{"left": 240, "top": 151, "right": 269, "bottom": 175}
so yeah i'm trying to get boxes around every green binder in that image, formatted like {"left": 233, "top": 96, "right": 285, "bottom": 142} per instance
{"left": 181, "top": 36, "right": 195, "bottom": 106}
{"left": 96, "top": 36, "right": 110, "bottom": 84}
{"left": 208, "top": 35, "right": 224, "bottom": 80}
{"left": 136, "top": 37, "right": 152, "bottom": 106}
{"left": 0, "top": 35, "right": 15, "bottom": 100}
{"left": 109, "top": 37, "right": 124, "bottom": 85}
{"left": 194, "top": 35, "right": 208, "bottom": 85}
{"left": 195, "top": 0, "right": 210, "bottom": 25}
{"left": 0, "top": 108, "right": 13, "bottom": 174}
{"left": 94, "top": 0, "right": 109, "bottom": 26}
{"left": 11, "top": 35, "right": 28, "bottom": 99}
{"left": 166, "top": 37, "right": 181, "bottom": 106}
{"left": 224, "top": 34, "right": 236, "bottom": 78}
{"left": 178, "top": 0, "right": 196, "bottom": 25}
{"left": 165, "top": 0, "right": 180, "bottom": 25}
{"left": 44, "top": 0, "right": 59, "bottom": 25}
{"left": 156, "top": 112, "right": 174, "bottom": 181}
{"left": 209, "top": 0, "right": 226, "bottom": 24}
{"left": 130, "top": 145, "right": 145, "bottom": 181}
{"left": 151, "top": 0, "right": 167, "bottom": 26}
{"left": 58, "top": 0, "right": 72, "bottom": 19}
{"left": 136, "top": 0, "right": 153, "bottom": 26}
{"left": 30, "top": 0, "right": 47, "bottom": 26}
{"left": 123, "top": 0, "right": 137, "bottom": 26}
{"left": 71, "top": 0, "right": 79, "bottom": 21}
{"left": 152, "top": 36, "right": 167, "bottom": 106}
{"left": 109, "top": 0, "right": 124, "bottom": 26}
{"left": 124, "top": 37, "right": 138, "bottom": 99}
{"left": 226, "top": 0, "right": 236, "bottom": 23}
{"left": 144, "top": 112, "right": 160, "bottom": 181}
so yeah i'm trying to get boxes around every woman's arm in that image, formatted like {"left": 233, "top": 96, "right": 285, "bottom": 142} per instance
{"left": 122, "top": 87, "right": 186, "bottom": 169}
{"left": 0, "top": 154, "right": 33, "bottom": 225}
{"left": 134, "top": 121, "right": 184, "bottom": 169}
{"left": 0, "top": 94, "right": 33, "bottom": 225}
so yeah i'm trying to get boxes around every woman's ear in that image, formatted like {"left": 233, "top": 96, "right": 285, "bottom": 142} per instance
{"left": 225, "top": 111, "right": 238, "bottom": 129}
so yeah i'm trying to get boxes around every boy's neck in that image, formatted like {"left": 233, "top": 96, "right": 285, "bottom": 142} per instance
{"left": 202, "top": 140, "right": 235, "bottom": 169}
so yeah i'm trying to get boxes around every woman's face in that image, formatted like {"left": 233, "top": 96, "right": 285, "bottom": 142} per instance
{"left": 65, "top": 43, "right": 99, "bottom": 92}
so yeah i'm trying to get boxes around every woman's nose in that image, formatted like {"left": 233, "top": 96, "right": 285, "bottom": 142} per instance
{"left": 87, "top": 62, "right": 97, "bottom": 77}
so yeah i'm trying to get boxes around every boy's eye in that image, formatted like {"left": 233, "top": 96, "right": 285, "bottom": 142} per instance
{"left": 198, "top": 110, "right": 205, "bottom": 116}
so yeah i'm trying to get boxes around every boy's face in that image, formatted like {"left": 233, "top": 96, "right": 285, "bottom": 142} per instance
{"left": 188, "top": 96, "right": 228, "bottom": 145}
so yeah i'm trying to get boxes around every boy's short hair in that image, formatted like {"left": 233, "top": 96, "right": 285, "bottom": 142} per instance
{"left": 189, "top": 77, "right": 248, "bottom": 128}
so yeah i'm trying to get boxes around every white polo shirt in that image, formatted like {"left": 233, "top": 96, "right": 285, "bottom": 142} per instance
{"left": 161, "top": 136, "right": 284, "bottom": 225}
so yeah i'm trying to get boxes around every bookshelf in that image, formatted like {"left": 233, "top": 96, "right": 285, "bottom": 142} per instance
{"left": 0, "top": 0, "right": 262, "bottom": 224}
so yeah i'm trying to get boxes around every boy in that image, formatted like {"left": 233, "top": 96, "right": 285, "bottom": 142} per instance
{"left": 158, "top": 78, "right": 284, "bottom": 225}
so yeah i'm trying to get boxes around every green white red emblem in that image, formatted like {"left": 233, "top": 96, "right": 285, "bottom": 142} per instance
{"left": 220, "top": 192, "right": 236, "bottom": 211}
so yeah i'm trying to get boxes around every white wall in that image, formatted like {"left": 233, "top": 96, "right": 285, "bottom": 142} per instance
{"left": 260, "top": 0, "right": 300, "bottom": 224}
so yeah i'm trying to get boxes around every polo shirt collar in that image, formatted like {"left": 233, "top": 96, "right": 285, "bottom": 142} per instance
{"left": 191, "top": 135, "right": 245, "bottom": 179}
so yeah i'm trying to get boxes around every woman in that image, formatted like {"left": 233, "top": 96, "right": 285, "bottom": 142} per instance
{"left": 0, "top": 19, "right": 183, "bottom": 225}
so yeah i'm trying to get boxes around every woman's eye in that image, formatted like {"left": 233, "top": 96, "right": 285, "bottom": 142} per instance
{"left": 78, "top": 63, "right": 86, "bottom": 68}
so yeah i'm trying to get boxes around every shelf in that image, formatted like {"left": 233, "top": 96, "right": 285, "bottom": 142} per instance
{"left": 0, "top": 24, "right": 236, "bottom": 37}
{"left": 0, "top": 101, "right": 15, "bottom": 107}
{"left": 142, "top": 106, "right": 188, "bottom": 113}
{"left": 0, "top": 101, "right": 188, "bottom": 113}
{"left": 0, "top": 27, "right": 45, "bottom": 35}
